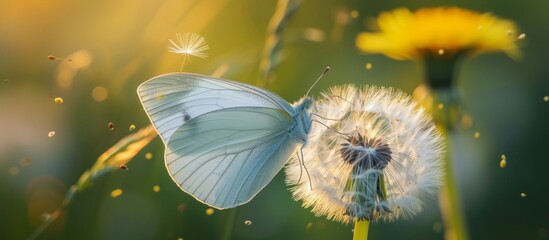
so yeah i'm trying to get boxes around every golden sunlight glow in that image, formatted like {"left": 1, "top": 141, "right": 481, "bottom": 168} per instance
{"left": 356, "top": 7, "right": 522, "bottom": 60}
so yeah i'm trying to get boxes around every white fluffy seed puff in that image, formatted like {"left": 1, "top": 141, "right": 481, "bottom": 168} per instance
{"left": 285, "top": 84, "right": 444, "bottom": 223}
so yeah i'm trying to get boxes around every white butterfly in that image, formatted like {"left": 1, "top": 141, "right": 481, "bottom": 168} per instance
{"left": 137, "top": 72, "right": 316, "bottom": 209}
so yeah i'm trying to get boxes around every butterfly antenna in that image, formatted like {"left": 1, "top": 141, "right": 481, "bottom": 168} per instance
{"left": 305, "top": 66, "right": 330, "bottom": 97}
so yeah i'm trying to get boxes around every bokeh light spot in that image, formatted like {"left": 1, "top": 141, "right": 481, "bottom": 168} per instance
{"left": 92, "top": 86, "right": 108, "bottom": 102}
{"left": 111, "top": 189, "right": 123, "bottom": 198}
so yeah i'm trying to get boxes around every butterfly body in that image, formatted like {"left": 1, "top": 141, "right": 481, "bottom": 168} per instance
{"left": 138, "top": 73, "right": 312, "bottom": 209}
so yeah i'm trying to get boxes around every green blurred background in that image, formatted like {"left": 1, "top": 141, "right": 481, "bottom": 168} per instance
{"left": 0, "top": 0, "right": 547, "bottom": 239}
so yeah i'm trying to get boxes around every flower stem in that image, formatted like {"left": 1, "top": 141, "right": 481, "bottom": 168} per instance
{"left": 353, "top": 220, "right": 369, "bottom": 240}
{"left": 222, "top": 208, "right": 238, "bottom": 240}
{"left": 439, "top": 130, "right": 469, "bottom": 240}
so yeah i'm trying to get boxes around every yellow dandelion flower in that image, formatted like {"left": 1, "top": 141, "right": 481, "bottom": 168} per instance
{"left": 356, "top": 7, "right": 522, "bottom": 60}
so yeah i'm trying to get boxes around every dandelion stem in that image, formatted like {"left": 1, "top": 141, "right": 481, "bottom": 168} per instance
{"left": 439, "top": 130, "right": 469, "bottom": 240}
{"left": 222, "top": 208, "right": 238, "bottom": 240}
{"left": 353, "top": 220, "right": 369, "bottom": 240}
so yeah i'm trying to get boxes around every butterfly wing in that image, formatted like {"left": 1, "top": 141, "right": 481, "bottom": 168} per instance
{"left": 137, "top": 73, "right": 295, "bottom": 145}
{"left": 166, "top": 107, "right": 298, "bottom": 209}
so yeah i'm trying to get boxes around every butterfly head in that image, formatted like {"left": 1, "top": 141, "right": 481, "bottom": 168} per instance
{"left": 302, "top": 96, "right": 313, "bottom": 110}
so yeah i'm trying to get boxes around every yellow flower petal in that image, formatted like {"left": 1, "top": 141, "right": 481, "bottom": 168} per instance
{"left": 356, "top": 7, "right": 522, "bottom": 60}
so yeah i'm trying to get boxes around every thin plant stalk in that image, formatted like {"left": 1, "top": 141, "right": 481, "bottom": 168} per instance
{"left": 259, "top": 0, "right": 300, "bottom": 88}
{"left": 27, "top": 126, "right": 157, "bottom": 239}
{"left": 439, "top": 129, "right": 468, "bottom": 240}
{"left": 353, "top": 220, "right": 369, "bottom": 240}
{"left": 222, "top": 208, "right": 238, "bottom": 240}
{"left": 425, "top": 54, "right": 469, "bottom": 240}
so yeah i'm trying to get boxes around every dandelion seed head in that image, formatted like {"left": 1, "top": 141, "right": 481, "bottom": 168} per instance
{"left": 168, "top": 33, "right": 209, "bottom": 59}
{"left": 285, "top": 85, "right": 444, "bottom": 223}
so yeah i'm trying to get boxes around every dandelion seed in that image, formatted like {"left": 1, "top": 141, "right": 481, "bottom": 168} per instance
{"left": 120, "top": 164, "right": 128, "bottom": 170}
{"left": 111, "top": 189, "right": 123, "bottom": 198}
{"left": 54, "top": 97, "right": 63, "bottom": 104}
{"left": 286, "top": 85, "right": 444, "bottom": 223}
{"left": 518, "top": 33, "right": 526, "bottom": 40}
{"left": 169, "top": 33, "right": 209, "bottom": 58}
{"left": 474, "top": 131, "right": 480, "bottom": 139}
{"left": 129, "top": 124, "right": 136, "bottom": 132}
{"left": 205, "top": 208, "right": 214, "bottom": 216}
{"left": 48, "top": 131, "right": 55, "bottom": 137}
{"left": 169, "top": 33, "right": 209, "bottom": 71}
{"left": 244, "top": 220, "right": 252, "bottom": 225}
{"left": 500, "top": 154, "right": 507, "bottom": 168}
{"left": 145, "top": 152, "right": 153, "bottom": 160}
{"left": 520, "top": 192, "right": 526, "bottom": 198}
{"left": 365, "top": 63, "right": 372, "bottom": 70}
{"left": 107, "top": 122, "right": 115, "bottom": 131}
{"left": 153, "top": 185, "right": 160, "bottom": 192}
{"left": 544, "top": 96, "right": 548, "bottom": 102}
